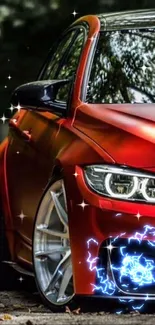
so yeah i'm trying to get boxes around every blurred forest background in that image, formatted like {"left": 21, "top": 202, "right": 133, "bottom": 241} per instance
{"left": 0, "top": 0, "right": 155, "bottom": 115}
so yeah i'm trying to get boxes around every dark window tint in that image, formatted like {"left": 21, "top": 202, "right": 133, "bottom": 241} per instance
{"left": 55, "top": 29, "right": 85, "bottom": 102}
{"left": 56, "top": 31, "right": 84, "bottom": 80}
{"left": 86, "top": 29, "right": 155, "bottom": 104}
{"left": 43, "top": 31, "right": 76, "bottom": 80}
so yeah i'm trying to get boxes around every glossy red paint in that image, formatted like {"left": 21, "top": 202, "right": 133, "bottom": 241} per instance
{"left": 63, "top": 164, "right": 155, "bottom": 295}
{"left": 73, "top": 103, "right": 155, "bottom": 168}
{"left": 0, "top": 139, "right": 14, "bottom": 257}
{"left": 71, "top": 15, "right": 100, "bottom": 111}
{"left": 0, "top": 10, "right": 155, "bottom": 304}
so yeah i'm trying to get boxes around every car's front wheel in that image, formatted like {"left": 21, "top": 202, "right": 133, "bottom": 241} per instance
{"left": 33, "top": 179, "right": 77, "bottom": 312}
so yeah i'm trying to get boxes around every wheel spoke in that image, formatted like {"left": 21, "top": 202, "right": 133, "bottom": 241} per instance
{"left": 45, "top": 250, "right": 71, "bottom": 296}
{"left": 44, "top": 200, "right": 54, "bottom": 225}
{"left": 57, "top": 264, "right": 72, "bottom": 302}
{"left": 35, "top": 246, "right": 69, "bottom": 258}
{"left": 50, "top": 190, "right": 68, "bottom": 229}
{"left": 34, "top": 179, "right": 74, "bottom": 306}
{"left": 62, "top": 181, "right": 67, "bottom": 211}
{"left": 36, "top": 225, "right": 68, "bottom": 238}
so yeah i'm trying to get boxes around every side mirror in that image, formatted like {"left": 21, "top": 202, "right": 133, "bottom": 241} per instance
{"left": 11, "top": 79, "right": 71, "bottom": 116}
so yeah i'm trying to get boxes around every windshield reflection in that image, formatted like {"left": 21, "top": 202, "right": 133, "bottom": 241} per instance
{"left": 87, "top": 29, "right": 155, "bottom": 104}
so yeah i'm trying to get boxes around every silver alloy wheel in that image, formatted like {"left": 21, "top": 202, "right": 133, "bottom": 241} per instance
{"left": 33, "top": 179, "right": 74, "bottom": 306}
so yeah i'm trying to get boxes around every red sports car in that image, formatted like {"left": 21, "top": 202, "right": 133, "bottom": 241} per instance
{"left": 1, "top": 9, "right": 155, "bottom": 312}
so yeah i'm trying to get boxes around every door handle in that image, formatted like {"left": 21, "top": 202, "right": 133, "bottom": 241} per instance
{"left": 9, "top": 118, "right": 32, "bottom": 142}
{"left": 22, "top": 129, "right": 32, "bottom": 141}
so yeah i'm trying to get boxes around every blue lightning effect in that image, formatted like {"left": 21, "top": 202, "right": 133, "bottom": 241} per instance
{"left": 113, "top": 255, "right": 155, "bottom": 286}
{"left": 132, "top": 304, "right": 144, "bottom": 310}
{"left": 86, "top": 239, "right": 116, "bottom": 296}
{"left": 87, "top": 238, "right": 98, "bottom": 249}
{"left": 86, "top": 225, "right": 155, "bottom": 312}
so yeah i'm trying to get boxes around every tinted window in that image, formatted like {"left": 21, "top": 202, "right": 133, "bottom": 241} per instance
{"left": 55, "top": 29, "right": 86, "bottom": 102}
{"left": 86, "top": 29, "right": 155, "bottom": 104}
{"left": 56, "top": 31, "right": 84, "bottom": 80}
{"left": 42, "top": 31, "right": 76, "bottom": 81}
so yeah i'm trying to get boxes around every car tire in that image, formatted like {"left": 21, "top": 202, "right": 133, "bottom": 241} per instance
{"left": 32, "top": 177, "right": 80, "bottom": 312}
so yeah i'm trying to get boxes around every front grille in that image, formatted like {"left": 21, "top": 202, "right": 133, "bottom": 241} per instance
{"left": 110, "top": 238, "right": 155, "bottom": 295}
{"left": 94, "top": 237, "right": 155, "bottom": 297}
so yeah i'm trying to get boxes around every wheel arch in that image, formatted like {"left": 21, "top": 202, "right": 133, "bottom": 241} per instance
{"left": 51, "top": 162, "right": 64, "bottom": 180}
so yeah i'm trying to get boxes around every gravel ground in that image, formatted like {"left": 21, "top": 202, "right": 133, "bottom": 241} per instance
{"left": 0, "top": 289, "right": 155, "bottom": 325}
{"left": 2, "top": 311, "right": 155, "bottom": 325}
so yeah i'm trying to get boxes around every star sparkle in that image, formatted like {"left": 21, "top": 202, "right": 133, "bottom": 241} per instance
{"left": 0, "top": 114, "right": 8, "bottom": 124}
{"left": 18, "top": 276, "right": 24, "bottom": 283}
{"left": 14, "top": 102, "right": 22, "bottom": 112}
{"left": 135, "top": 212, "right": 141, "bottom": 221}
{"left": 9, "top": 104, "right": 14, "bottom": 113}
{"left": 7, "top": 75, "right": 12, "bottom": 80}
{"left": 105, "top": 242, "right": 117, "bottom": 253}
{"left": 73, "top": 172, "right": 79, "bottom": 177}
{"left": 78, "top": 200, "right": 89, "bottom": 210}
{"left": 72, "top": 10, "right": 78, "bottom": 17}
{"left": 17, "top": 211, "right": 27, "bottom": 223}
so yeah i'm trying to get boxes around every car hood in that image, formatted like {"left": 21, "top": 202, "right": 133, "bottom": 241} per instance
{"left": 73, "top": 103, "right": 155, "bottom": 169}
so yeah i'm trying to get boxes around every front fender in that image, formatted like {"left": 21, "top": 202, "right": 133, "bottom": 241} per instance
{"left": 0, "top": 137, "right": 14, "bottom": 258}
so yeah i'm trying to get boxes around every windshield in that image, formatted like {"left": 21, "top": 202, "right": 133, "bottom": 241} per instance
{"left": 86, "top": 29, "right": 155, "bottom": 104}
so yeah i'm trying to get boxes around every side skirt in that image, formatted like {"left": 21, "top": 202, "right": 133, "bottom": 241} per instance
{"left": 2, "top": 261, "right": 34, "bottom": 277}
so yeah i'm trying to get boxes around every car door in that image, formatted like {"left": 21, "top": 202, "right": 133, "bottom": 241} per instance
{"left": 6, "top": 24, "right": 88, "bottom": 265}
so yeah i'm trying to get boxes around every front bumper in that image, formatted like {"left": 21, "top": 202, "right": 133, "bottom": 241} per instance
{"left": 94, "top": 237, "right": 155, "bottom": 301}
{"left": 65, "top": 165, "right": 155, "bottom": 300}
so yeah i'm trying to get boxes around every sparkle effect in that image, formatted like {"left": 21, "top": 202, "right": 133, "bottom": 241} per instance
{"left": 87, "top": 238, "right": 116, "bottom": 296}
{"left": 86, "top": 225, "right": 155, "bottom": 312}
{"left": 72, "top": 10, "right": 78, "bottom": 17}
{"left": 17, "top": 211, "right": 27, "bottom": 223}
{"left": 135, "top": 212, "right": 141, "bottom": 221}
{"left": 7, "top": 75, "right": 12, "bottom": 80}
{"left": 78, "top": 200, "right": 89, "bottom": 210}
{"left": 14, "top": 102, "right": 21, "bottom": 112}
{"left": 73, "top": 172, "right": 79, "bottom": 177}
{"left": 105, "top": 242, "right": 117, "bottom": 253}
{"left": 18, "top": 276, "right": 24, "bottom": 283}
{"left": 0, "top": 114, "right": 7, "bottom": 124}
{"left": 9, "top": 104, "right": 14, "bottom": 113}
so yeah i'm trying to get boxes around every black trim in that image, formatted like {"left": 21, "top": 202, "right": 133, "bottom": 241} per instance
{"left": 38, "top": 23, "right": 89, "bottom": 82}
{"left": 81, "top": 32, "right": 100, "bottom": 102}
{"left": 37, "top": 22, "right": 89, "bottom": 117}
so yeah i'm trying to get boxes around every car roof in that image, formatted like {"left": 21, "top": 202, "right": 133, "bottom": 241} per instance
{"left": 97, "top": 9, "right": 155, "bottom": 30}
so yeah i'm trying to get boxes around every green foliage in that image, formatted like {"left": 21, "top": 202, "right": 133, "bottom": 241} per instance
{"left": 0, "top": 0, "right": 155, "bottom": 112}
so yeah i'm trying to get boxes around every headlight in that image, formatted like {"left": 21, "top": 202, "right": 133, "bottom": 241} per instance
{"left": 84, "top": 165, "right": 155, "bottom": 202}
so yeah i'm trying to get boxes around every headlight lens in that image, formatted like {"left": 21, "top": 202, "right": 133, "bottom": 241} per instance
{"left": 84, "top": 165, "right": 155, "bottom": 202}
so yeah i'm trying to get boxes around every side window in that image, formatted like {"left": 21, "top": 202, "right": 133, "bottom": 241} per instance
{"left": 55, "top": 30, "right": 85, "bottom": 102}
{"left": 41, "top": 27, "right": 87, "bottom": 104}
{"left": 42, "top": 31, "right": 76, "bottom": 81}
{"left": 56, "top": 31, "right": 84, "bottom": 80}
